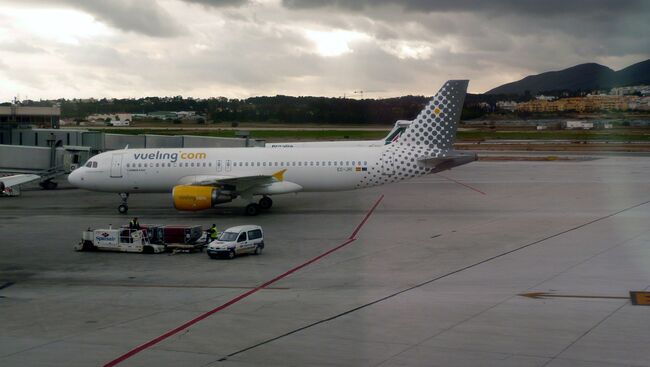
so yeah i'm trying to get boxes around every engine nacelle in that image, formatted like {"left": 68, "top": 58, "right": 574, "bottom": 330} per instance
{"left": 172, "top": 185, "right": 234, "bottom": 211}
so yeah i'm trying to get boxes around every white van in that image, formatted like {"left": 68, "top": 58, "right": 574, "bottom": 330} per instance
{"left": 207, "top": 225, "right": 264, "bottom": 259}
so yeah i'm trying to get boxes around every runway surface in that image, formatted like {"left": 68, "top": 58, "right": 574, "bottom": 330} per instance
{"left": 2, "top": 157, "right": 650, "bottom": 366}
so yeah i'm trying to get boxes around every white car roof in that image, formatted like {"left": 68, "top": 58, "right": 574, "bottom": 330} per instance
{"left": 223, "top": 225, "right": 262, "bottom": 233}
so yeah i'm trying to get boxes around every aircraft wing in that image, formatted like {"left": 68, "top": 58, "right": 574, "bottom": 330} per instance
{"left": 0, "top": 174, "right": 41, "bottom": 188}
{"left": 182, "top": 169, "right": 289, "bottom": 192}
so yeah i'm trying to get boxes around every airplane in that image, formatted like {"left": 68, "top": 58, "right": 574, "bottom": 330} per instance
{"left": 68, "top": 80, "right": 476, "bottom": 215}
{"left": 266, "top": 120, "right": 411, "bottom": 148}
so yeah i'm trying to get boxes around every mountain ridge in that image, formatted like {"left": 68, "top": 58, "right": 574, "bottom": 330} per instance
{"left": 486, "top": 59, "right": 650, "bottom": 95}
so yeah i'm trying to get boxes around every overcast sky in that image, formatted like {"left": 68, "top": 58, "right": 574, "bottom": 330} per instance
{"left": 0, "top": 0, "right": 648, "bottom": 101}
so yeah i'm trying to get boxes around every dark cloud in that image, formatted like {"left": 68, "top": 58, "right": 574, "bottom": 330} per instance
{"left": 1, "top": 0, "right": 648, "bottom": 99}
{"left": 13, "top": 0, "right": 185, "bottom": 37}
{"left": 282, "top": 0, "right": 646, "bottom": 16}
{"left": 182, "top": 0, "right": 250, "bottom": 7}
{"left": 74, "top": 1, "right": 186, "bottom": 37}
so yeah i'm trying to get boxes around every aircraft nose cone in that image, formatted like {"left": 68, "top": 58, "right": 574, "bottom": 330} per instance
{"left": 68, "top": 169, "right": 82, "bottom": 187}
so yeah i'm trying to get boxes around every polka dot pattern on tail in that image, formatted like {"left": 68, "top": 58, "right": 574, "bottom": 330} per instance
{"left": 356, "top": 80, "right": 469, "bottom": 189}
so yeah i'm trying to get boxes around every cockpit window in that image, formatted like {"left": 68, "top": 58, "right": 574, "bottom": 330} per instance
{"left": 85, "top": 161, "right": 93, "bottom": 168}
{"left": 92, "top": 162, "right": 98, "bottom": 168}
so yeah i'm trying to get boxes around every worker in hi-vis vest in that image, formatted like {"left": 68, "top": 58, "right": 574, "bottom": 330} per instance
{"left": 129, "top": 217, "right": 140, "bottom": 230}
{"left": 207, "top": 224, "right": 218, "bottom": 244}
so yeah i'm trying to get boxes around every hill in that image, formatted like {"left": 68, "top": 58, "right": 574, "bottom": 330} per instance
{"left": 486, "top": 59, "right": 650, "bottom": 95}
{"left": 614, "top": 59, "right": 650, "bottom": 86}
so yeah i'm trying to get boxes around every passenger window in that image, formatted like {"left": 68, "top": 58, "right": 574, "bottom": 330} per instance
{"left": 274, "top": 162, "right": 278, "bottom": 166}
{"left": 237, "top": 233, "right": 247, "bottom": 242}
{"left": 333, "top": 161, "right": 337, "bottom": 166}
{"left": 248, "top": 230, "right": 261, "bottom": 239}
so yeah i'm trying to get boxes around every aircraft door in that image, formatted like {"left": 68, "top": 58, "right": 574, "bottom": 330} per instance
{"left": 381, "top": 150, "right": 395, "bottom": 175}
{"left": 110, "top": 153, "right": 124, "bottom": 178}
{"left": 216, "top": 160, "right": 222, "bottom": 172}
{"left": 225, "top": 160, "right": 231, "bottom": 172}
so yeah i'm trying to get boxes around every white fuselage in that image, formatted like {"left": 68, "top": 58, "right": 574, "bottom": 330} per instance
{"left": 70, "top": 146, "right": 386, "bottom": 194}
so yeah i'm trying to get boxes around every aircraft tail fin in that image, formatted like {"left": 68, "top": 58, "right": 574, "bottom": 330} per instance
{"left": 397, "top": 80, "right": 468, "bottom": 151}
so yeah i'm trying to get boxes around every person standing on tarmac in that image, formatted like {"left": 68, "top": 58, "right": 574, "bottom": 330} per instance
{"left": 207, "top": 224, "right": 219, "bottom": 244}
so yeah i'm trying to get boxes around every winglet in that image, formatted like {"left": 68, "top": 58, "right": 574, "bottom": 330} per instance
{"left": 272, "top": 169, "right": 287, "bottom": 181}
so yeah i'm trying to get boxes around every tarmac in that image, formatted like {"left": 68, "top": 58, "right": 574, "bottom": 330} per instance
{"left": 1, "top": 156, "right": 650, "bottom": 367}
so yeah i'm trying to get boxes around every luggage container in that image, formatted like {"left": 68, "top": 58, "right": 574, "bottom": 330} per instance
{"left": 74, "top": 227, "right": 166, "bottom": 253}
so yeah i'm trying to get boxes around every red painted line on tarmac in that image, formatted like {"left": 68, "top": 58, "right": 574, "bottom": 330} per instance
{"left": 349, "top": 194, "right": 384, "bottom": 239}
{"left": 103, "top": 195, "right": 384, "bottom": 367}
{"left": 437, "top": 173, "right": 487, "bottom": 195}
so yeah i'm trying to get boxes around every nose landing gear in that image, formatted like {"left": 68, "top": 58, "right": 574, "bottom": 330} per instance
{"left": 118, "top": 193, "right": 129, "bottom": 214}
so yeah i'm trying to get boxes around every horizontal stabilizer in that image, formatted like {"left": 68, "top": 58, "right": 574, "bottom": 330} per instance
{"left": 418, "top": 152, "right": 477, "bottom": 173}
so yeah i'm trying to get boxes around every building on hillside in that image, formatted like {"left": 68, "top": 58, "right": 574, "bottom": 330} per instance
{"left": 629, "top": 97, "right": 650, "bottom": 111}
{"left": 610, "top": 85, "right": 649, "bottom": 96}
{"left": 516, "top": 95, "right": 638, "bottom": 113}
{"left": 496, "top": 101, "right": 518, "bottom": 112}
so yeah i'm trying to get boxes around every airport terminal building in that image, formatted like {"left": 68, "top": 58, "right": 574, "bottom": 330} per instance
{"left": 0, "top": 105, "right": 60, "bottom": 145}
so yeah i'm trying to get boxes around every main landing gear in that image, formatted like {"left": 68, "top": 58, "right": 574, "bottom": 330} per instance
{"left": 258, "top": 196, "right": 273, "bottom": 210}
{"left": 118, "top": 193, "right": 129, "bottom": 214}
{"left": 244, "top": 196, "right": 273, "bottom": 216}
